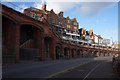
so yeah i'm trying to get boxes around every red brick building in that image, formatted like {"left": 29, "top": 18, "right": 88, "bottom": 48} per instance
{"left": 1, "top": 3, "right": 116, "bottom": 64}
{"left": 24, "top": 3, "right": 79, "bottom": 35}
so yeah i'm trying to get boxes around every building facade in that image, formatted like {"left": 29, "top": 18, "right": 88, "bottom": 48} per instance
{"left": 1, "top": 3, "right": 118, "bottom": 64}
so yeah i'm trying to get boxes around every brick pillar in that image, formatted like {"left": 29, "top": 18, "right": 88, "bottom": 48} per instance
{"left": 61, "top": 46, "right": 64, "bottom": 59}
{"left": 67, "top": 48, "right": 69, "bottom": 59}
{"left": 75, "top": 49, "right": 77, "bottom": 58}
{"left": 73, "top": 49, "right": 75, "bottom": 58}
{"left": 77, "top": 50, "right": 80, "bottom": 58}
{"left": 69, "top": 48, "right": 72, "bottom": 59}
{"left": 50, "top": 39, "right": 55, "bottom": 60}
{"left": 35, "top": 30, "right": 44, "bottom": 61}
{"left": 41, "top": 38, "right": 45, "bottom": 61}
{"left": 15, "top": 25, "right": 20, "bottom": 63}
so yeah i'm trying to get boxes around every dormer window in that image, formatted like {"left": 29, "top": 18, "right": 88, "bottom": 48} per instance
{"left": 67, "top": 25, "right": 70, "bottom": 28}
{"left": 32, "top": 14, "right": 36, "bottom": 18}
{"left": 73, "top": 22, "right": 77, "bottom": 25}
{"left": 68, "top": 20, "right": 70, "bottom": 23}
{"left": 74, "top": 27, "right": 77, "bottom": 30}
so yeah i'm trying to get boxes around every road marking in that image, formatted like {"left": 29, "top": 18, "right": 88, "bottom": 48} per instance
{"left": 82, "top": 62, "right": 102, "bottom": 80}
{"left": 46, "top": 60, "right": 94, "bottom": 78}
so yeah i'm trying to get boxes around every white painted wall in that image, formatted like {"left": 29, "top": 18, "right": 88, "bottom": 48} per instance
{"left": 94, "top": 35, "right": 98, "bottom": 43}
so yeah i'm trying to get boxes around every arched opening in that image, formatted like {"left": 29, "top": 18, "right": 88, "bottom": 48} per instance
{"left": 99, "top": 51, "right": 101, "bottom": 56}
{"left": 103, "top": 52, "right": 105, "bottom": 56}
{"left": 56, "top": 46, "right": 62, "bottom": 59}
{"left": 100, "top": 51, "right": 104, "bottom": 57}
{"left": 71, "top": 49, "right": 76, "bottom": 58}
{"left": 71, "top": 49, "right": 74, "bottom": 58}
{"left": 80, "top": 50, "right": 83, "bottom": 57}
{"left": 2, "top": 16, "right": 17, "bottom": 64}
{"left": 94, "top": 51, "right": 99, "bottom": 57}
{"left": 20, "top": 25, "right": 34, "bottom": 45}
{"left": 77, "top": 49, "right": 80, "bottom": 58}
{"left": 107, "top": 52, "right": 110, "bottom": 56}
{"left": 44, "top": 37, "right": 53, "bottom": 60}
{"left": 86, "top": 49, "right": 89, "bottom": 57}
{"left": 83, "top": 50, "right": 86, "bottom": 57}
{"left": 20, "top": 24, "right": 42, "bottom": 61}
{"left": 88, "top": 50, "right": 92, "bottom": 57}
{"left": 105, "top": 52, "right": 108, "bottom": 56}
{"left": 109, "top": 52, "right": 111, "bottom": 56}
{"left": 64, "top": 47, "right": 70, "bottom": 59}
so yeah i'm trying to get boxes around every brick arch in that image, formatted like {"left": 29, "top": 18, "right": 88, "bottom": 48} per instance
{"left": 19, "top": 24, "right": 44, "bottom": 61}
{"left": 2, "top": 8, "right": 44, "bottom": 32}
{"left": 20, "top": 22, "right": 44, "bottom": 32}
{"left": 2, "top": 14, "right": 19, "bottom": 24}
{"left": 56, "top": 43, "right": 62, "bottom": 48}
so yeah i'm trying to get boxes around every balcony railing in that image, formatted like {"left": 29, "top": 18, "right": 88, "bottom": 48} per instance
{"left": 66, "top": 32, "right": 80, "bottom": 36}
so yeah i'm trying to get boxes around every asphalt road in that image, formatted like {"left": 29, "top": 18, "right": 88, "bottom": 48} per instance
{"left": 2, "top": 57, "right": 96, "bottom": 78}
{"left": 2, "top": 56, "right": 119, "bottom": 80}
{"left": 51, "top": 57, "right": 119, "bottom": 79}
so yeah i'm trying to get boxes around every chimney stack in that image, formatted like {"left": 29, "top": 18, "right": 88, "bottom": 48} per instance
{"left": 41, "top": 0, "right": 46, "bottom": 11}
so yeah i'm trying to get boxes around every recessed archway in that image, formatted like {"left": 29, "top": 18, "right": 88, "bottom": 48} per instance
{"left": 71, "top": 49, "right": 77, "bottom": 58}
{"left": 20, "top": 24, "right": 42, "bottom": 61}
{"left": 44, "top": 37, "right": 54, "bottom": 60}
{"left": 77, "top": 49, "right": 80, "bottom": 58}
{"left": 56, "top": 46, "right": 62, "bottom": 59}
{"left": 64, "top": 47, "right": 70, "bottom": 59}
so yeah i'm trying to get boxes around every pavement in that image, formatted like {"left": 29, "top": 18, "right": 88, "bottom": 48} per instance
{"left": 2, "top": 56, "right": 119, "bottom": 79}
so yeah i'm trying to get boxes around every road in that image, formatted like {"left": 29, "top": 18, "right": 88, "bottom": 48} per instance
{"left": 51, "top": 57, "right": 119, "bottom": 79}
{"left": 3, "top": 57, "right": 95, "bottom": 78}
{"left": 2, "top": 56, "right": 119, "bottom": 79}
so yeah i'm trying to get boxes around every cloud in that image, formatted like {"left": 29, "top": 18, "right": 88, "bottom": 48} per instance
{"left": 33, "top": 1, "right": 116, "bottom": 17}
{"left": 15, "top": 4, "right": 28, "bottom": 13}
{"left": 3, "top": 0, "right": 116, "bottom": 17}
{"left": 32, "top": 2, "right": 41, "bottom": 9}
{"left": 33, "top": 2, "right": 77, "bottom": 13}
{"left": 47, "top": 2, "right": 77, "bottom": 13}
{"left": 75, "top": 2, "right": 115, "bottom": 17}
{"left": 2, "top": 0, "right": 119, "bottom": 2}
{"left": 1, "top": 2, "right": 28, "bottom": 13}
